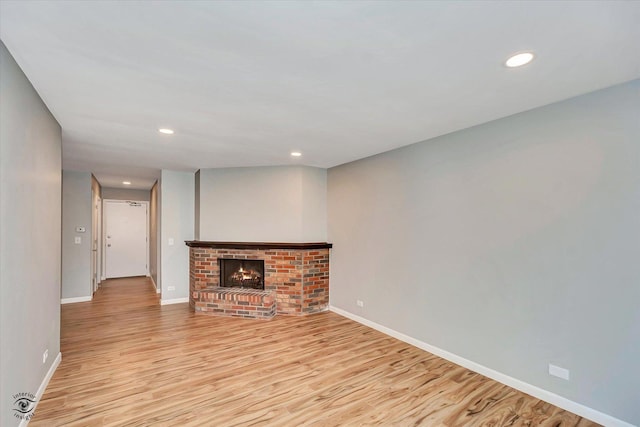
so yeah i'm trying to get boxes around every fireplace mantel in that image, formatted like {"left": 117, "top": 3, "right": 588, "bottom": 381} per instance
{"left": 185, "top": 241, "right": 332, "bottom": 250}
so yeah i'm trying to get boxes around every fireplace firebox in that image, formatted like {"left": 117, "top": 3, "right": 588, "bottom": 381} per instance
{"left": 219, "top": 259, "right": 265, "bottom": 290}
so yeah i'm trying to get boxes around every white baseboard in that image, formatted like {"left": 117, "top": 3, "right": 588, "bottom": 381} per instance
{"left": 20, "top": 352, "right": 61, "bottom": 426}
{"left": 149, "top": 276, "right": 160, "bottom": 293}
{"left": 329, "top": 306, "right": 634, "bottom": 427}
{"left": 60, "top": 296, "right": 92, "bottom": 304}
{"left": 160, "top": 297, "right": 189, "bottom": 306}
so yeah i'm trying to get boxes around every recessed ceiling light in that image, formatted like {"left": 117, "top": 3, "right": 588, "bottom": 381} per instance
{"left": 122, "top": 181, "right": 131, "bottom": 185}
{"left": 158, "top": 128, "right": 174, "bottom": 134}
{"left": 290, "top": 151, "right": 302, "bottom": 157}
{"left": 505, "top": 52, "right": 534, "bottom": 68}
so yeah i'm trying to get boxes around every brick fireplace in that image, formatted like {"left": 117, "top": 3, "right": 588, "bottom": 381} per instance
{"left": 186, "top": 241, "right": 332, "bottom": 319}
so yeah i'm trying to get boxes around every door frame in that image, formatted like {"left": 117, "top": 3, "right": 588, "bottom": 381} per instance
{"left": 91, "top": 189, "right": 102, "bottom": 292}
{"left": 102, "top": 199, "right": 149, "bottom": 279}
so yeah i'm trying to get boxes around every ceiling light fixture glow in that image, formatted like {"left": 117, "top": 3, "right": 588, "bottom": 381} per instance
{"left": 290, "top": 151, "right": 302, "bottom": 157}
{"left": 122, "top": 181, "right": 131, "bottom": 185}
{"left": 505, "top": 52, "right": 534, "bottom": 68}
{"left": 158, "top": 128, "right": 174, "bottom": 134}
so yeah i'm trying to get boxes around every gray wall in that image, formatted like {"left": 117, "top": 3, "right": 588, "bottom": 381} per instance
{"left": 102, "top": 187, "right": 150, "bottom": 201}
{"left": 160, "top": 170, "right": 194, "bottom": 301}
{"left": 198, "top": 166, "right": 327, "bottom": 242}
{"left": 328, "top": 79, "right": 640, "bottom": 425}
{"left": 149, "top": 180, "right": 160, "bottom": 290}
{"left": 0, "top": 42, "right": 62, "bottom": 426}
{"left": 62, "top": 170, "right": 92, "bottom": 299}
{"left": 301, "top": 167, "right": 328, "bottom": 241}
{"left": 194, "top": 170, "right": 200, "bottom": 240}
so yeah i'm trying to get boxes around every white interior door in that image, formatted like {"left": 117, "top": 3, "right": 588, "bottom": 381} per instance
{"left": 105, "top": 200, "right": 148, "bottom": 278}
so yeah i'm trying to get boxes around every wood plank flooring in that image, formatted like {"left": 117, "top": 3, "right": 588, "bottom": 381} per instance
{"left": 31, "top": 277, "right": 599, "bottom": 426}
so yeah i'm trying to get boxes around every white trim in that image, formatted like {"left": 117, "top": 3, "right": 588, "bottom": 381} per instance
{"left": 148, "top": 275, "right": 159, "bottom": 293}
{"left": 329, "top": 305, "right": 634, "bottom": 427}
{"left": 160, "top": 297, "right": 189, "bottom": 305}
{"left": 61, "top": 296, "right": 92, "bottom": 304}
{"left": 20, "top": 352, "right": 62, "bottom": 426}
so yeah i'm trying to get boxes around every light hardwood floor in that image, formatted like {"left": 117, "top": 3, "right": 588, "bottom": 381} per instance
{"left": 31, "top": 277, "right": 599, "bottom": 426}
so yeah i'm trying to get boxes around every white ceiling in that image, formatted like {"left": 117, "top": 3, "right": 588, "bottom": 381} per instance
{"left": 1, "top": 1, "right": 639, "bottom": 190}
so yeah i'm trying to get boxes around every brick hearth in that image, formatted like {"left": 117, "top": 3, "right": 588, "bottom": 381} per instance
{"left": 193, "top": 287, "right": 276, "bottom": 320}
{"left": 186, "top": 241, "right": 332, "bottom": 318}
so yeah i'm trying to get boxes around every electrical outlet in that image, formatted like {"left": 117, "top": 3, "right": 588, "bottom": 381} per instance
{"left": 43, "top": 349, "right": 48, "bottom": 364}
{"left": 548, "top": 364, "right": 570, "bottom": 380}
{"left": 356, "top": 299, "right": 364, "bottom": 307}
{"left": 168, "top": 286, "right": 175, "bottom": 291}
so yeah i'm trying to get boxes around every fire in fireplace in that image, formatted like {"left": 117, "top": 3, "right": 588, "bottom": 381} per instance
{"left": 219, "top": 259, "right": 265, "bottom": 290}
